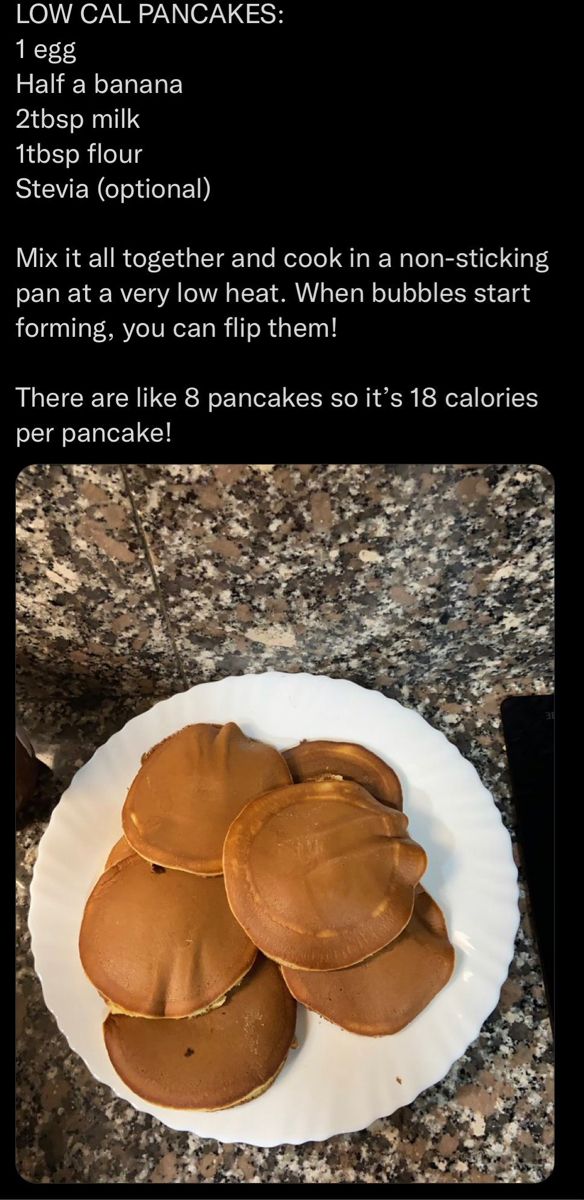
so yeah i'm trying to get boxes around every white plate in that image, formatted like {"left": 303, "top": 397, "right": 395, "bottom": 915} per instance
{"left": 28, "top": 672, "right": 519, "bottom": 1146}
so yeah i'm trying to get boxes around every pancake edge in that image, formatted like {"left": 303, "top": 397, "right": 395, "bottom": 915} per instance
{"left": 280, "top": 944, "right": 456, "bottom": 1036}
{"left": 98, "top": 948, "right": 258, "bottom": 1019}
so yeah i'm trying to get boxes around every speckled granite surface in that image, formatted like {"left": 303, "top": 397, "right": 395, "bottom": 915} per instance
{"left": 16, "top": 464, "right": 554, "bottom": 1184}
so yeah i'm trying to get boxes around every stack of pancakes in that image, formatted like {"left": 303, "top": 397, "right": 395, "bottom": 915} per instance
{"left": 79, "top": 723, "right": 454, "bottom": 1111}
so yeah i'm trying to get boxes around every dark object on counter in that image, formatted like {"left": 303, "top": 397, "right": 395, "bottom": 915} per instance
{"left": 15, "top": 724, "right": 57, "bottom": 828}
{"left": 501, "top": 695, "right": 554, "bottom": 1030}
{"left": 15, "top": 726, "right": 39, "bottom": 814}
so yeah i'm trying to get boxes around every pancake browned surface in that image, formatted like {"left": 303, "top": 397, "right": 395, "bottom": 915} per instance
{"left": 284, "top": 740, "right": 403, "bottom": 810}
{"left": 223, "top": 779, "right": 427, "bottom": 971}
{"left": 80, "top": 855, "right": 256, "bottom": 1018}
{"left": 104, "top": 956, "right": 296, "bottom": 1110}
{"left": 122, "top": 722, "right": 291, "bottom": 875}
{"left": 104, "top": 836, "right": 135, "bottom": 871}
{"left": 281, "top": 886, "right": 454, "bottom": 1035}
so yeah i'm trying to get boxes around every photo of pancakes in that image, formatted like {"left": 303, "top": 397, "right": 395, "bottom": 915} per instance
{"left": 79, "top": 854, "right": 257, "bottom": 1018}
{"left": 281, "top": 886, "right": 455, "bottom": 1035}
{"left": 222, "top": 779, "right": 427, "bottom": 970}
{"left": 104, "top": 956, "right": 296, "bottom": 1111}
{"left": 122, "top": 721, "right": 292, "bottom": 875}
{"left": 284, "top": 739, "right": 403, "bottom": 810}
{"left": 79, "top": 722, "right": 454, "bottom": 1110}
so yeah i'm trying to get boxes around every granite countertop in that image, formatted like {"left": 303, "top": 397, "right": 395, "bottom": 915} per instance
{"left": 16, "top": 463, "right": 554, "bottom": 1185}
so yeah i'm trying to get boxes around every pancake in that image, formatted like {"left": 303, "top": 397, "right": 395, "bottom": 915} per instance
{"left": 104, "top": 836, "right": 135, "bottom": 871}
{"left": 79, "top": 854, "right": 257, "bottom": 1018}
{"left": 122, "top": 722, "right": 292, "bottom": 875}
{"left": 223, "top": 779, "right": 427, "bottom": 971}
{"left": 281, "top": 886, "right": 455, "bottom": 1035}
{"left": 284, "top": 740, "right": 403, "bottom": 810}
{"left": 103, "top": 955, "right": 296, "bottom": 1110}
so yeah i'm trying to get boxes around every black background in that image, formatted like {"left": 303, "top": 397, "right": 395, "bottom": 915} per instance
{"left": 11, "top": 1, "right": 561, "bottom": 464}
{"left": 10, "top": 1, "right": 568, "bottom": 1195}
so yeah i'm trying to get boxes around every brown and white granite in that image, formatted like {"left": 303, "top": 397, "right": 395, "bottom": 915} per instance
{"left": 16, "top": 463, "right": 554, "bottom": 1184}
{"left": 16, "top": 464, "right": 185, "bottom": 698}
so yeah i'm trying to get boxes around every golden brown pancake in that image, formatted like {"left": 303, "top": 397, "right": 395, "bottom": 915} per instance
{"left": 281, "top": 886, "right": 455, "bottom": 1035}
{"left": 79, "top": 854, "right": 257, "bottom": 1018}
{"left": 104, "top": 836, "right": 135, "bottom": 871}
{"left": 103, "top": 955, "right": 296, "bottom": 1110}
{"left": 223, "top": 779, "right": 427, "bottom": 971}
{"left": 284, "top": 739, "right": 403, "bottom": 810}
{"left": 122, "top": 722, "right": 292, "bottom": 875}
